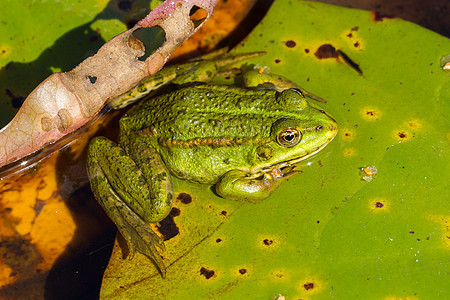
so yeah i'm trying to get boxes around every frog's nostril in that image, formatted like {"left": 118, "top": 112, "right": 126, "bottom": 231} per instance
{"left": 315, "top": 125, "right": 323, "bottom": 131}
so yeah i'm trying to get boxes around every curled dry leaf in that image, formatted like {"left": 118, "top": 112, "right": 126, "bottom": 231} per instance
{"left": 0, "top": 0, "right": 217, "bottom": 169}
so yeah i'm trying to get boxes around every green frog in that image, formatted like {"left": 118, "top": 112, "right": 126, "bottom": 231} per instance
{"left": 87, "top": 51, "right": 338, "bottom": 278}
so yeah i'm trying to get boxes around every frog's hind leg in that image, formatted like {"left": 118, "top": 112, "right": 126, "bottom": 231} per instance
{"left": 87, "top": 136, "right": 172, "bottom": 278}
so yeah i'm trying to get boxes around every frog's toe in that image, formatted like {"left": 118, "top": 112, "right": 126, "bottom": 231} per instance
{"left": 112, "top": 202, "right": 167, "bottom": 277}
{"left": 119, "top": 218, "right": 167, "bottom": 277}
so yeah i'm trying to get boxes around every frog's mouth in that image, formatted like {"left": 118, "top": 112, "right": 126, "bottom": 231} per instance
{"left": 251, "top": 142, "right": 329, "bottom": 181}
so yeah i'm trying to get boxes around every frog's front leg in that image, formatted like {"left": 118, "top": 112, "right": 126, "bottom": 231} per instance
{"left": 215, "top": 169, "right": 296, "bottom": 202}
{"left": 87, "top": 136, "right": 173, "bottom": 278}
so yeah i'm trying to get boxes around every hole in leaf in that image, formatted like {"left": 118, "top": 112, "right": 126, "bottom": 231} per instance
{"left": 285, "top": 40, "right": 296, "bottom": 48}
{"left": 189, "top": 5, "right": 208, "bottom": 29}
{"left": 199, "top": 267, "right": 215, "bottom": 279}
{"left": 132, "top": 26, "right": 166, "bottom": 62}
{"left": 375, "top": 201, "right": 384, "bottom": 208}
{"left": 315, "top": 44, "right": 338, "bottom": 59}
{"left": 263, "top": 239, "right": 273, "bottom": 246}
{"left": 304, "top": 282, "right": 315, "bottom": 290}
{"left": 239, "top": 268, "right": 247, "bottom": 274}
{"left": 87, "top": 75, "right": 97, "bottom": 84}
{"left": 157, "top": 207, "right": 180, "bottom": 241}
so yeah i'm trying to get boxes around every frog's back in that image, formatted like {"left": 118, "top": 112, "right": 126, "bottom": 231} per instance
{"left": 121, "top": 85, "right": 301, "bottom": 143}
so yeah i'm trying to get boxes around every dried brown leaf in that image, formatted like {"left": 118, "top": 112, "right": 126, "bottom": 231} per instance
{"left": 0, "top": 0, "right": 218, "bottom": 169}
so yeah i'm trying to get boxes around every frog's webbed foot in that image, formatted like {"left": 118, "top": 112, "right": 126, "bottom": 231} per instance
{"left": 113, "top": 200, "right": 167, "bottom": 278}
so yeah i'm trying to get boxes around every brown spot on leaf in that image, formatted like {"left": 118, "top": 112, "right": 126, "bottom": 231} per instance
{"left": 177, "top": 192, "right": 192, "bottom": 204}
{"left": 41, "top": 117, "right": 53, "bottom": 132}
{"left": 392, "top": 129, "right": 412, "bottom": 142}
{"left": 341, "top": 129, "right": 355, "bottom": 141}
{"left": 274, "top": 272, "right": 284, "bottom": 278}
{"left": 216, "top": 238, "right": 222, "bottom": 243}
{"left": 304, "top": 282, "right": 315, "bottom": 290}
{"left": 285, "top": 40, "right": 296, "bottom": 48}
{"left": 361, "top": 107, "right": 381, "bottom": 121}
{"left": 221, "top": 210, "right": 228, "bottom": 216}
{"left": 200, "top": 267, "right": 215, "bottom": 279}
{"left": 274, "top": 59, "right": 281, "bottom": 64}
{"left": 239, "top": 268, "right": 247, "bottom": 274}
{"left": 304, "top": 48, "right": 310, "bottom": 53}
{"left": 314, "top": 44, "right": 338, "bottom": 59}
{"left": 397, "top": 131, "right": 407, "bottom": 139}
{"left": 407, "top": 119, "right": 422, "bottom": 130}
{"left": 369, "top": 198, "right": 389, "bottom": 212}
{"left": 56, "top": 109, "right": 73, "bottom": 132}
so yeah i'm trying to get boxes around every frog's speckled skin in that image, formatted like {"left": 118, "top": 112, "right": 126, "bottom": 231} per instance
{"left": 87, "top": 81, "right": 337, "bottom": 278}
{"left": 119, "top": 85, "right": 337, "bottom": 184}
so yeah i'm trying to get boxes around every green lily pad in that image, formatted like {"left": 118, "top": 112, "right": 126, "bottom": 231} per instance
{"left": 103, "top": 1, "right": 450, "bottom": 299}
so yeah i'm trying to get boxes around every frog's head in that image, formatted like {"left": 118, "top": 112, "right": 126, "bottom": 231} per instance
{"left": 250, "top": 89, "right": 338, "bottom": 177}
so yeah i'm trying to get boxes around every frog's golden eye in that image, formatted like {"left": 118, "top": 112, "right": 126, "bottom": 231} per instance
{"left": 277, "top": 127, "right": 302, "bottom": 148}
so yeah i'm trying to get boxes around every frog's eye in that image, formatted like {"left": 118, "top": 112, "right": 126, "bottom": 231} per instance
{"left": 277, "top": 127, "right": 302, "bottom": 148}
